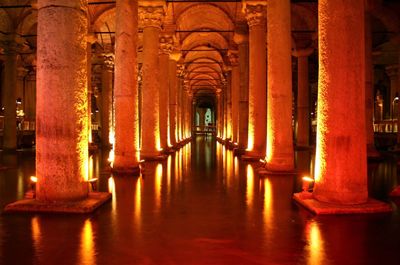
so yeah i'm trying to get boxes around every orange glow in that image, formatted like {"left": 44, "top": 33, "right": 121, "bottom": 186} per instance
{"left": 226, "top": 149, "right": 233, "bottom": 189}
{"left": 80, "top": 219, "right": 95, "bottom": 265}
{"left": 167, "top": 155, "right": 172, "bottom": 200}
{"left": 155, "top": 163, "right": 163, "bottom": 211}
{"left": 306, "top": 221, "right": 326, "bottom": 265}
{"left": 108, "top": 177, "right": 116, "bottom": 211}
{"left": 263, "top": 178, "right": 273, "bottom": 229}
{"left": 247, "top": 131, "right": 254, "bottom": 151}
{"left": 234, "top": 157, "right": 239, "bottom": 177}
{"left": 30, "top": 176, "right": 38, "bottom": 183}
{"left": 246, "top": 164, "right": 254, "bottom": 207}
{"left": 108, "top": 149, "right": 115, "bottom": 167}
{"left": 135, "top": 178, "right": 142, "bottom": 228}
{"left": 302, "top": 176, "right": 314, "bottom": 182}
{"left": 31, "top": 216, "right": 41, "bottom": 250}
{"left": 109, "top": 129, "right": 115, "bottom": 145}
{"left": 88, "top": 155, "right": 93, "bottom": 181}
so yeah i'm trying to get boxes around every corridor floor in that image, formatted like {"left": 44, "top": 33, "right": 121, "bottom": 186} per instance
{"left": 1, "top": 136, "right": 400, "bottom": 265}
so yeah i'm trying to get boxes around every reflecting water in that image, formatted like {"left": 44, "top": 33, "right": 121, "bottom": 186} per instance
{"left": 1, "top": 139, "right": 400, "bottom": 264}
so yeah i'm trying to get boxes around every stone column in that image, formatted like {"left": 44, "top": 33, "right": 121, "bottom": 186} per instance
{"left": 313, "top": 0, "right": 367, "bottom": 204}
{"left": 36, "top": 0, "right": 89, "bottom": 200}
{"left": 216, "top": 90, "right": 222, "bottom": 138}
{"left": 293, "top": 48, "right": 314, "bottom": 148}
{"left": 169, "top": 52, "right": 180, "bottom": 147}
{"left": 244, "top": 2, "right": 267, "bottom": 158}
{"left": 198, "top": 108, "right": 206, "bottom": 129}
{"left": 224, "top": 70, "right": 232, "bottom": 141}
{"left": 386, "top": 66, "right": 398, "bottom": 120}
{"left": 229, "top": 50, "right": 240, "bottom": 145}
{"left": 101, "top": 54, "right": 114, "bottom": 148}
{"left": 159, "top": 34, "right": 173, "bottom": 150}
{"left": 1, "top": 38, "right": 19, "bottom": 150}
{"left": 139, "top": 3, "right": 165, "bottom": 158}
{"left": 265, "top": 0, "right": 294, "bottom": 171}
{"left": 365, "top": 12, "right": 378, "bottom": 155}
{"left": 177, "top": 74, "right": 184, "bottom": 142}
{"left": 113, "top": 0, "right": 140, "bottom": 173}
{"left": 234, "top": 31, "right": 249, "bottom": 151}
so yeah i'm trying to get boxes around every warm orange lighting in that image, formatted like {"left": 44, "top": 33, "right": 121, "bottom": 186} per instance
{"left": 302, "top": 176, "right": 314, "bottom": 191}
{"left": 80, "top": 219, "right": 95, "bottom": 265}
{"left": 88, "top": 155, "right": 93, "bottom": 182}
{"left": 31, "top": 216, "right": 41, "bottom": 248}
{"left": 246, "top": 164, "right": 254, "bottom": 207}
{"left": 247, "top": 134, "right": 254, "bottom": 151}
{"left": 263, "top": 178, "right": 273, "bottom": 230}
{"left": 155, "top": 163, "right": 163, "bottom": 211}
{"left": 107, "top": 149, "right": 115, "bottom": 167}
{"left": 306, "top": 221, "right": 326, "bottom": 265}
{"left": 134, "top": 178, "right": 142, "bottom": 228}
{"left": 259, "top": 158, "right": 266, "bottom": 163}
{"left": 30, "top": 176, "right": 38, "bottom": 183}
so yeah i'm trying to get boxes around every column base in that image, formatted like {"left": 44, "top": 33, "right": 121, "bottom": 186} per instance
{"left": 141, "top": 154, "right": 167, "bottom": 161}
{"left": 241, "top": 150, "right": 263, "bottom": 161}
{"left": 293, "top": 191, "right": 392, "bottom": 215}
{"left": 4, "top": 192, "right": 111, "bottom": 214}
{"left": 233, "top": 148, "right": 246, "bottom": 156}
{"left": 112, "top": 165, "right": 141, "bottom": 176}
{"left": 162, "top": 147, "right": 176, "bottom": 154}
{"left": 258, "top": 167, "right": 299, "bottom": 176}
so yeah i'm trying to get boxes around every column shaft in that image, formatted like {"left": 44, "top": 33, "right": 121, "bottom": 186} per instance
{"left": 296, "top": 56, "right": 310, "bottom": 147}
{"left": 230, "top": 58, "right": 240, "bottom": 144}
{"left": 36, "top": 0, "right": 89, "bottom": 201}
{"left": 159, "top": 49, "right": 170, "bottom": 150}
{"left": 238, "top": 41, "right": 249, "bottom": 150}
{"left": 101, "top": 63, "right": 113, "bottom": 148}
{"left": 113, "top": 0, "right": 140, "bottom": 171}
{"left": 314, "top": 0, "right": 367, "bottom": 204}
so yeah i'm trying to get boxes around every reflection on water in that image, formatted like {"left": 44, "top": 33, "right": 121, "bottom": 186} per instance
{"left": 80, "top": 219, "right": 95, "bottom": 265}
{"left": 1, "top": 138, "right": 400, "bottom": 264}
{"left": 306, "top": 220, "right": 326, "bottom": 265}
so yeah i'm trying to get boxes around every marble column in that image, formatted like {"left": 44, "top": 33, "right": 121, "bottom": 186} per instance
{"left": 113, "top": 0, "right": 140, "bottom": 173}
{"left": 244, "top": 3, "right": 267, "bottom": 158}
{"left": 139, "top": 3, "right": 165, "bottom": 158}
{"left": 228, "top": 50, "right": 240, "bottom": 145}
{"left": 225, "top": 70, "right": 232, "bottom": 141}
{"left": 234, "top": 31, "right": 249, "bottom": 151}
{"left": 216, "top": 90, "right": 222, "bottom": 138}
{"left": 265, "top": 0, "right": 294, "bottom": 171}
{"left": 1, "top": 38, "right": 19, "bottom": 150}
{"left": 101, "top": 54, "right": 114, "bottom": 148}
{"left": 313, "top": 0, "right": 367, "bottom": 204}
{"left": 159, "top": 34, "right": 173, "bottom": 150}
{"left": 169, "top": 52, "right": 180, "bottom": 147}
{"left": 293, "top": 48, "right": 314, "bottom": 148}
{"left": 36, "top": 0, "right": 89, "bottom": 201}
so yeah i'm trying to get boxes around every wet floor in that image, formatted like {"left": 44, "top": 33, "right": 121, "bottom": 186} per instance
{"left": 1, "top": 136, "right": 400, "bottom": 265}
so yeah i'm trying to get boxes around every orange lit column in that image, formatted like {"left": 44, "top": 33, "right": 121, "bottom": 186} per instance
{"left": 139, "top": 4, "right": 165, "bottom": 158}
{"left": 185, "top": 90, "right": 193, "bottom": 138}
{"left": 244, "top": 3, "right": 267, "bottom": 157}
{"left": 265, "top": 0, "right": 294, "bottom": 171}
{"left": 159, "top": 34, "right": 173, "bottom": 150}
{"left": 169, "top": 52, "right": 180, "bottom": 147}
{"left": 176, "top": 73, "right": 183, "bottom": 142}
{"left": 293, "top": 48, "right": 313, "bottom": 148}
{"left": 234, "top": 31, "right": 249, "bottom": 151}
{"left": 225, "top": 69, "right": 232, "bottom": 141}
{"left": 113, "top": 0, "right": 140, "bottom": 173}
{"left": 1, "top": 37, "right": 19, "bottom": 150}
{"left": 216, "top": 90, "right": 222, "bottom": 138}
{"left": 229, "top": 50, "right": 240, "bottom": 145}
{"left": 313, "top": 0, "right": 368, "bottom": 204}
{"left": 36, "top": 0, "right": 89, "bottom": 200}
{"left": 101, "top": 54, "right": 114, "bottom": 148}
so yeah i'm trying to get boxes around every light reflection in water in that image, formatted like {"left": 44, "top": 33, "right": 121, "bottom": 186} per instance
{"left": 135, "top": 177, "right": 142, "bottom": 228}
{"left": 226, "top": 149, "right": 233, "bottom": 189}
{"left": 167, "top": 155, "right": 172, "bottom": 202}
{"left": 262, "top": 178, "right": 273, "bottom": 230}
{"left": 17, "top": 169, "right": 24, "bottom": 199}
{"left": 246, "top": 164, "right": 254, "bottom": 208}
{"left": 31, "top": 216, "right": 41, "bottom": 254}
{"left": 306, "top": 220, "right": 326, "bottom": 265}
{"left": 108, "top": 177, "right": 116, "bottom": 213}
{"left": 155, "top": 163, "right": 163, "bottom": 212}
{"left": 80, "top": 219, "right": 95, "bottom": 265}
{"left": 234, "top": 157, "right": 239, "bottom": 177}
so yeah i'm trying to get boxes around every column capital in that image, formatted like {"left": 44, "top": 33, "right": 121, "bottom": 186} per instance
{"left": 228, "top": 50, "right": 239, "bottom": 66}
{"left": 233, "top": 32, "right": 249, "bottom": 45}
{"left": 169, "top": 51, "right": 181, "bottom": 62}
{"left": 0, "top": 35, "right": 27, "bottom": 54}
{"left": 177, "top": 63, "right": 185, "bottom": 77}
{"left": 159, "top": 34, "right": 174, "bottom": 55}
{"left": 17, "top": 66, "right": 29, "bottom": 78}
{"left": 139, "top": 3, "right": 166, "bottom": 29}
{"left": 243, "top": 1, "right": 267, "bottom": 28}
{"left": 103, "top": 53, "right": 115, "bottom": 71}
{"left": 386, "top": 65, "right": 398, "bottom": 78}
{"left": 292, "top": 47, "right": 314, "bottom": 58}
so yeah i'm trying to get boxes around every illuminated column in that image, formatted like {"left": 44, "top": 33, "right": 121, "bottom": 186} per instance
{"left": 234, "top": 31, "right": 249, "bottom": 151}
{"left": 216, "top": 90, "right": 222, "bottom": 138}
{"left": 87, "top": 40, "right": 93, "bottom": 144}
{"left": 113, "top": 0, "right": 140, "bottom": 173}
{"left": 0, "top": 37, "right": 19, "bottom": 150}
{"left": 176, "top": 74, "right": 182, "bottom": 142}
{"left": 185, "top": 90, "right": 193, "bottom": 138}
{"left": 244, "top": 2, "right": 267, "bottom": 157}
{"left": 225, "top": 70, "right": 232, "bottom": 141}
{"left": 101, "top": 54, "right": 114, "bottom": 148}
{"left": 229, "top": 50, "right": 240, "bottom": 144}
{"left": 139, "top": 3, "right": 165, "bottom": 158}
{"left": 36, "top": 0, "right": 89, "bottom": 200}
{"left": 169, "top": 52, "right": 180, "bottom": 147}
{"left": 293, "top": 48, "right": 313, "bottom": 148}
{"left": 313, "top": 0, "right": 367, "bottom": 204}
{"left": 386, "top": 66, "right": 398, "bottom": 119}
{"left": 159, "top": 34, "right": 173, "bottom": 150}
{"left": 365, "top": 13, "right": 378, "bottom": 155}
{"left": 265, "top": 0, "right": 294, "bottom": 171}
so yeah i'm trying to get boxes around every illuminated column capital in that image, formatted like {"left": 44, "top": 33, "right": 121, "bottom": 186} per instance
{"left": 243, "top": 2, "right": 267, "bottom": 28}
{"left": 292, "top": 47, "right": 314, "bottom": 58}
{"left": 0, "top": 35, "right": 27, "bottom": 54}
{"left": 228, "top": 50, "right": 239, "bottom": 66}
{"left": 103, "top": 53, "right": 115, "bottom": 71}
{"left": 139, "top": 4, "right": 166, "bottom": 29}
{"left": 159, "top": 34, "right": 174, "bottom": 55}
